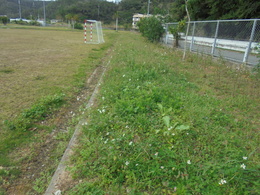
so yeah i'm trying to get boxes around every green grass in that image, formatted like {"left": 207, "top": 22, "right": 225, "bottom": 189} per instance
{"left": 68, "top": 31, "right": 259, "bottom": 194}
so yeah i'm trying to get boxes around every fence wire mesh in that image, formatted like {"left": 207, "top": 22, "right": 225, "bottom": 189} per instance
{"left": 164, "top": 19, "right": 260, "bottom": 66}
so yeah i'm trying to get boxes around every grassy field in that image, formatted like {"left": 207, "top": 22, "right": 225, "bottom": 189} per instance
{"left": 0, "top": 26, "right": 259, "bottom": 194}
{"left": 0, "top": 28, "right": 92, "bottom": 121}
{"left": 0, "top": 26, "right": 116, "bottom": 194}
{"left": 67, "top": 32, "right": 259, "bottom": 194}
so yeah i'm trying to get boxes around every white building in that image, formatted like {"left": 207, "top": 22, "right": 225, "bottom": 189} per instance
{"left": 132, "top": 13, "right": 151, "bottom": 29}
{"left": 107, "top": 0, "right": 121, "bottom": 4}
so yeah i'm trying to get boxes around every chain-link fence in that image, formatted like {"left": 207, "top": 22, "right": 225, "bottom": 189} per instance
{"left": 164, "top": 19, "right": 260, "bottom": 66}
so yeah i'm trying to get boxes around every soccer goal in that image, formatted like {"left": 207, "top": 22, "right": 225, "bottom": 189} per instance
{"left": 84, "top": 20, "right": 105, "bottom": 44}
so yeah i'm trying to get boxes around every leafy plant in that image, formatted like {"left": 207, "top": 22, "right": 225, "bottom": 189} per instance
{"left": 137, "top": 16, "right": 164, "bottom": 42}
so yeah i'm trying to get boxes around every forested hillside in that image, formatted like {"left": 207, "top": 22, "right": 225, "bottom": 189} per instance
{"left": 0, "top": 0, "right": 259, "bottom": 24}
{"left": 0, "top": 0, "right": 52, "bottom": 19}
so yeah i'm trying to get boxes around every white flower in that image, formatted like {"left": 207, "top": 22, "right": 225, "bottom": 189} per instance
{"left": 243, "top": 157, "right": 248, "bottom": 160}
{"left": 160, "top": 166, "right": 164, "bottom": 169}
{"left": 154, "top": 152, "right": 158, "bottom": 156}
{"left": 187, "top": 160, "right": 191, "bottom": 164}
{"left": 125, "top": 161, "right": 129, "bottom": 166}
{"left": 129, "top": 141, "right": 133, "bottom": 146}
{"left": 54, "top": 190, "right": 62, "bottom": 195}
{"left": 135, "top": 164, "right": 139, "bottom": 166}
{"left": 168, "top": 126, "right": 173, "bottom": 131}
{"left": 219, "top": 179, "right": 227, "bottom": 185}
{"left": 240, "top": 163, "right": 246, "bottom": 169}
{"left": 172, "top": 133, "right": 175, "bottom": 136}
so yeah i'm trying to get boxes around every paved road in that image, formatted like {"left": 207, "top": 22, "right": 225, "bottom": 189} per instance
{"left": 164, "top": 37, "right": 259, "bottom": 66}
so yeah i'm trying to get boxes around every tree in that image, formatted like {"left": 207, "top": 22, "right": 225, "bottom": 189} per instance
{"left": 183, "top": 0, "right": 191, "bottom": 60}
{"left": 65, "top": 13, "right": 79, "bottom": 29}
{"left": 169, "top": 20, "right": 186, "bottom": 47}
{"left": 137, "top": 16, "right": 164, "bottom": 42}
{"left": 65, "top": 13, "right": 73, "bottom": 26}
{"left": 113, "top": 11, "right": 119, "bottom": 31}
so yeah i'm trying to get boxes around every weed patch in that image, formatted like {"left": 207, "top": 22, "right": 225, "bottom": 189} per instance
{"left": 69, "top": 32, "right": 259, "bottom": 194}
{"left": 4, "top": 93, "right": 65, "bottom": 131}
{"left": 0, "top": 68, "right": 14, "bottom": 74}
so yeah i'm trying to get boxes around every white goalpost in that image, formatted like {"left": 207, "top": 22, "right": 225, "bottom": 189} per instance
{"left": 84, "top": 20, "right": 105, "bottom": 44}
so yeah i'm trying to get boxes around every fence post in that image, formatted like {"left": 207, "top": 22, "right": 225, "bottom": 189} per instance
{"left": 211, "top": 20, "right": 220, "bottom": 55}
{"left": 165, "top": 23, "right": 168, "bottom": 44}
{"left": 190, "top": 22, "right": 196, "bottom": 51}
{"left": 243, "top": 19, "right": 257, "bottom": 64}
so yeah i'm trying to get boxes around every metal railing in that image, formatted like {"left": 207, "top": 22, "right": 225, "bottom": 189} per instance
{"left": 164, "top": 19, "right": 260, "bottom": 66}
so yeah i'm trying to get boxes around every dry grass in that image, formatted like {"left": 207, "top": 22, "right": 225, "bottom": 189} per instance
{"left": 0, "top": 28, "right": 100, "bottom": 122}
{"left": 0, "top": 27, "right": 116, "bottom": 194}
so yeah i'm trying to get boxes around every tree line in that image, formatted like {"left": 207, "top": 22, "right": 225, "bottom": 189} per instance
{"left": 0, "top": 0, "right": 259, "bottom": 25}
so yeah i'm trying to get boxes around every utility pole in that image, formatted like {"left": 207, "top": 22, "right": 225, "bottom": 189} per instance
{"left": 147, "top": 0, "right": 151, "bottom": 15}
{"left": 98, "top": 4, "right": 100, "bottom": 21}
{"left": 34, "top": 0, "right": 57, "bottom": 26}
{"left": 18, "top": 0, "right": 22, "bottom": 19}
{"left": 43, "top": 0, "right": 46, "bottom": 26}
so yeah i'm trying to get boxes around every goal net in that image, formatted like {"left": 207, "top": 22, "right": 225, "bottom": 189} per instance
{"left": 84, "top": 20, "right": 105, "bottom": 44}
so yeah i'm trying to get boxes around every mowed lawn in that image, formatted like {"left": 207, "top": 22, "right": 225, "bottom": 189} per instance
{"left": 0, "top": 28, "right": 104, "bottom": 123}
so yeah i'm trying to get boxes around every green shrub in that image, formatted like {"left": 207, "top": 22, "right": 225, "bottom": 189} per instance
{"left": 29, "top": 20, "right": 41, "bottom": 26}
{"left": 12, "top": 20, "right": 28, "bottom": 25}
{"left": 0, "top": 16, "right": 8, "bottom": 25}
{"left": 137, "top": 16, "right": 164, "bottom": 42}
{"left": 123, "top": 23, "right": 131, "bottom": 30}
{"left": 74, "top": 22, "right": 83, "bottom": 30}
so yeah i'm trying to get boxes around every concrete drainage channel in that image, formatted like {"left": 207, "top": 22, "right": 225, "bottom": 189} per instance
{"left": 44, "top": 58, "right": 112, "bottom": 195}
